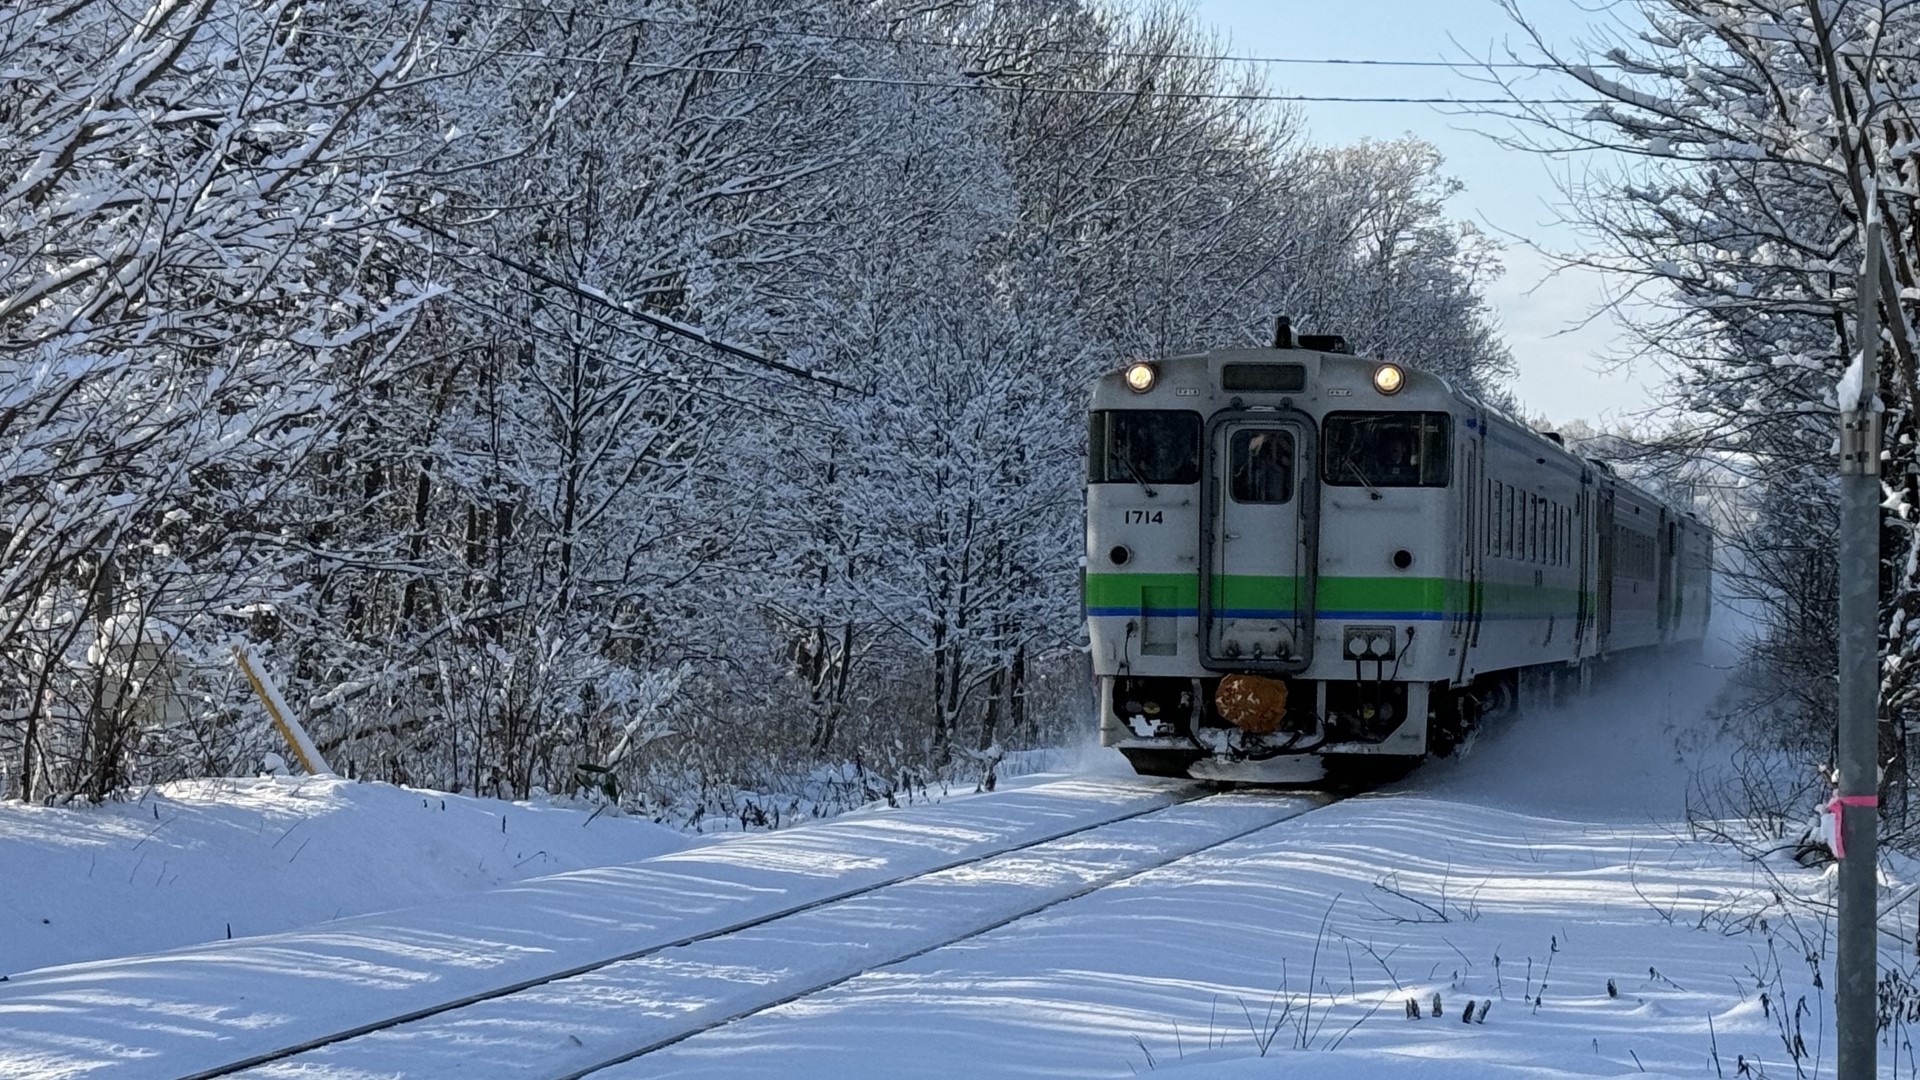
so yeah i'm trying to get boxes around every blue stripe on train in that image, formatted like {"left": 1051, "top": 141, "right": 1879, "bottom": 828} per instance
{"left": 1088, "top": 608, "right": 1580, "bottom": 621}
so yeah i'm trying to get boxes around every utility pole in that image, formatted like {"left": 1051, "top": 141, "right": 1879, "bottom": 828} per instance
{"left": 1836, "top": 217, "right": 1883, "bottom": 1080}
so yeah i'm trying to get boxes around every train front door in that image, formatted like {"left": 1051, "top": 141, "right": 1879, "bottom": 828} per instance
{"left": 1201, "top": 415, "right": 1316, "bottom": 671}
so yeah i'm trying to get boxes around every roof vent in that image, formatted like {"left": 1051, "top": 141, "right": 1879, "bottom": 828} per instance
{"left": 1297, "top": 334, "right": 1350, "bottom": 354}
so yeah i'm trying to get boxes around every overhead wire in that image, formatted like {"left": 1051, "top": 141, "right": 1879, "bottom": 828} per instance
{"left": 303, "top": 26, "right": 1612, "bottom": 105}
{"left": 400, "top": 211, "right": 861, "bottom": 394}
{"left": 415, "top": 0, "right": 1623, "bottom": 72}
{"left": 435, "top": 288, "right": 847, "bottom": 433}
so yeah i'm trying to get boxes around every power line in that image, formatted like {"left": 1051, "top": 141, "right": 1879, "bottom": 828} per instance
{"left": 420, "top": 0, "right": 1616, "bottom": 72}
{"left": 399, "top": 212, "right": 862, "bottom": 394}
{"left": 436, "top": 289, "right": 845, "bottom": 432}
{"left": 307, "top": 28, "right": 1605, "bottom": 105}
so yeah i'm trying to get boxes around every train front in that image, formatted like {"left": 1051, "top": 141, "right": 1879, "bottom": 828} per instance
{"left": 1087, "top": 341, "right": 1459, "bottom": 782}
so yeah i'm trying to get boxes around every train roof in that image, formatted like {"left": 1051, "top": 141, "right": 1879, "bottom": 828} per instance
{"left": 1093, "top": 343, "right": 1706, "bottom": 528}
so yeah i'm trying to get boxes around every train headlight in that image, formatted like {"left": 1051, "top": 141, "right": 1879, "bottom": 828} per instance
{"left": 1372, "top": 363, "right": 1405, "bottom": 395}
{"left": 1124, "top": 362, "right": 1157, "bottom": 393}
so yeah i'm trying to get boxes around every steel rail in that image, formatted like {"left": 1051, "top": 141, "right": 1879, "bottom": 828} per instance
{"left": 183, "top": 783, "right": 1214, "bottom": 1080}
{"left": 552, "top": 793, "right": 1334, "bottom": 1080}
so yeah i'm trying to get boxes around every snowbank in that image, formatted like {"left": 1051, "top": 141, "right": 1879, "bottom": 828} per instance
{"left": 0, "top": 777, "right": 686, "bottom": 976}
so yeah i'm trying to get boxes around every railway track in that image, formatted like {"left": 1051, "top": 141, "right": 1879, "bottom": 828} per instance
{"left": 218, "top": 790, "right": 1331, "bottom": 1080}
{"left": 0, "top": 780, "right": 1241, "bottom": 1080}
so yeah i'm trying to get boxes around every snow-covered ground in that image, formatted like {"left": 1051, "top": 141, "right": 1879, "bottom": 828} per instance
{"left": 3, "top": 636, "right": 1898, "bottom": 1080}
{"left": 625, "top": 653, "right": 1815, "bottom": 1080}
{"left": 0, "top": 778, "right": 688, "bottom": 977}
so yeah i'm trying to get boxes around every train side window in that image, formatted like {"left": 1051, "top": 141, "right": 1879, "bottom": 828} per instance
{"left": 1538, "top": 499, "right": 1547, "bottom": 564}
{"left": 1228, "top": 429, "right": 1295, "bottom": 504}
{"left": 1495, "top": 486, "right": 1505, "bottom": 558}
{"left": 1504, "top": 486, "right": 1516, "bottom": 558}
{"left": 1486, "top": 480, "right": 1498, "bottom": 556}
{"left": 1547, "top": 502, "right": 1557, "bottom": 566}
{"left": 1521, "top": 495, "right": 1531, "bottom": 562}
{"left": 1512, "top": 487, "right": 1520, "bottom": 559}
{"left": 1498, "top": 483, "right": 1507, "bottom": 558}
{"left": 1517, "top": 494, "right": 1526, "bottom": 562}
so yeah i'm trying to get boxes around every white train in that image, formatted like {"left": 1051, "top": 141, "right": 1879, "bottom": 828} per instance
{"left": 1087, "top": 322, "right": 1712, "bottom": 781}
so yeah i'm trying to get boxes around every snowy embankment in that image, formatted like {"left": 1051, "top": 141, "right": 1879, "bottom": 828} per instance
{"left": 0, "top": 753, "right": 1062, "bottom": 980}
{"left": 0, "top": 778, "right": 687, "bottom": 977}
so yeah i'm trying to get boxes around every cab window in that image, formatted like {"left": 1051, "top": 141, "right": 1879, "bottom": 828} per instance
{"left": 1089, "top": 410, "right": 1202, "bottom": 485}
{"left": 1321, "top": 412, "right": 1451, "bottom": 488}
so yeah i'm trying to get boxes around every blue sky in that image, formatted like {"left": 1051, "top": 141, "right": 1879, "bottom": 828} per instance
{"left": 1178, "top": 0, "right": 1659, "bottom": 427}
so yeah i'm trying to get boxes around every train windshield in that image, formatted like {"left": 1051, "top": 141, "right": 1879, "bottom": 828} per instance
{"left": 1089, "top": 410, "right": 1202, "bottom": 486}
{"left": 1321, "top": 412, "right": 1451, "bottom": 488}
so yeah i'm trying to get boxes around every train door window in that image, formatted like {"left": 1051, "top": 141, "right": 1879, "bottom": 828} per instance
{"left": 1547, "top": 502, "right": 1557, "bottom": 565}
{"left": 1228, "top": 430, "right": 1295, "bottom": 503}
{"left": 1088, "top": 410, "right": 1202, "bottom": 486}
{"left": 1564, "top": 508, "right": 1572, "bottom": 564}
{"left": 1534, "top": 498, "right": 1545, "bottom": 563}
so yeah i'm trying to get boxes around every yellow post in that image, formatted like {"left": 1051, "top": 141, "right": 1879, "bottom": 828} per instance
{"left": 231, "top": 644, "right": 333, "bottom": 776}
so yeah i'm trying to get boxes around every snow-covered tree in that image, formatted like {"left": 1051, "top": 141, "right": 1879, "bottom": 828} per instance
{"left": 1488, "top": 0, "right": 1920, "bottom": 830}
{"left": 0, "top": 0, "right": 438, "bottom": 799}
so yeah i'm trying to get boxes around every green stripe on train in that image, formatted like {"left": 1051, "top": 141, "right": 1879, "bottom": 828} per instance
{"left": 1086, "top": 572, "right": 1589, "bottom": 615}
{"left": 1083, "top": 573, "right": 1300, "bottom": 609}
